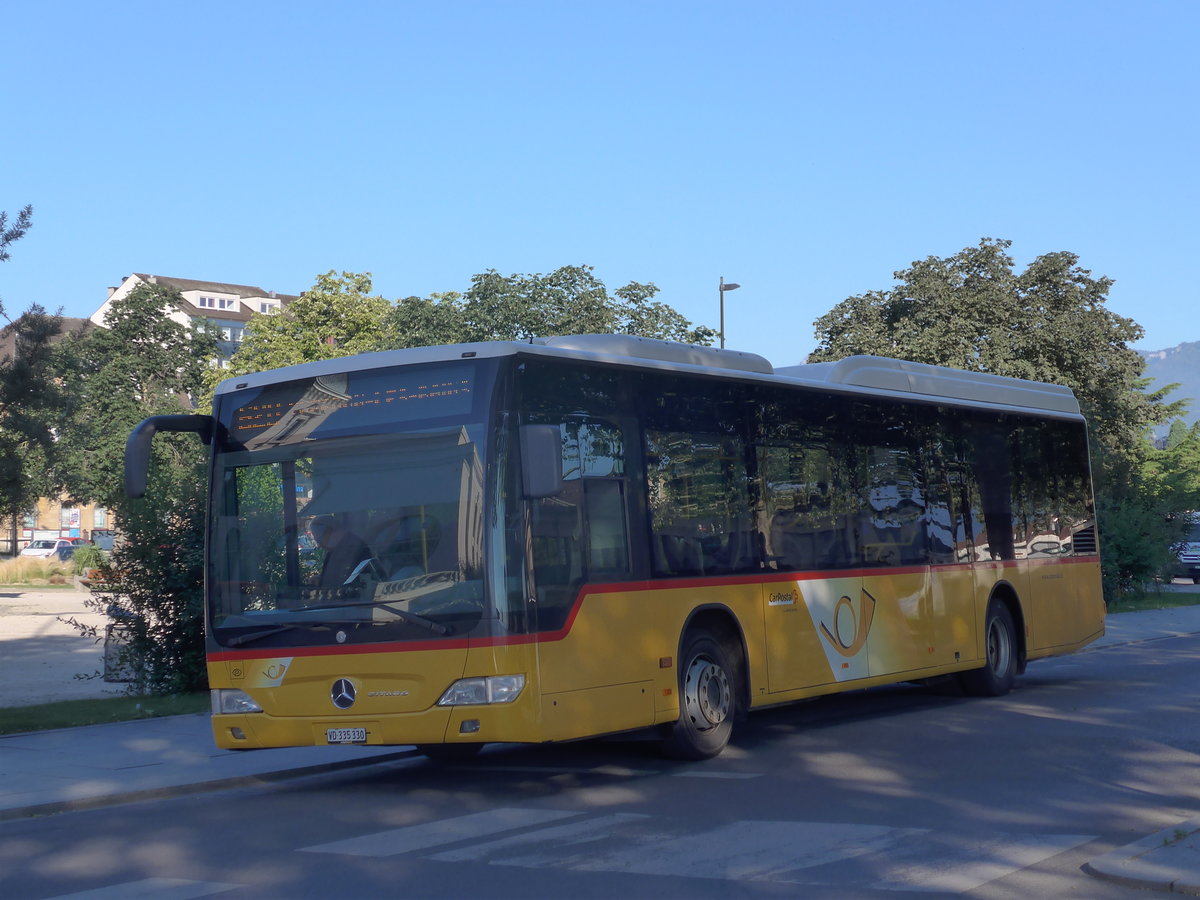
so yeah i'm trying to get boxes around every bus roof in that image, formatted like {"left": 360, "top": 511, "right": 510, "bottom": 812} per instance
{"left": 214, "top": 334, "right": 1082, "bottom": 418}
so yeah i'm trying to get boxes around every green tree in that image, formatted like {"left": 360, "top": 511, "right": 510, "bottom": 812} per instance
{"left": 0, "top": 306, "right": 65, "bottom": 535}
{"left": 0, "top": 204, "right": 68, "bottom": 543}
{"left": 810, "top": 239, "right": 1179, "bottom": 470}
{"left": 378, "top": 291, "right": 467, "bottom": 350}
{"left": 458, "top": 265, "right": 715, "bottom": 345}
{"left": 1146, "top": 421, "right": 1200, "bottom": 518}
{"left": 223, "top": 270, "right": 391, "bottom": 379}
{"left": 55, "top": 282, "right": 217, "bottom": 693}
{"left": 59, "top": 283, "right": 216, "bottom": 506}
{"left": 1165, "top": 419, "right": 1191, "bottom": 451}
{"left": 225, "top": 265, "right": 715, "bottom": 377}
{"left": 809, "top": 238, "right": 1182, "bottom": 599}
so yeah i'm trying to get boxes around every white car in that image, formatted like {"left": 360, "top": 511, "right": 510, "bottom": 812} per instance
{"left": 20, "top": 539, "right": 75, "bottom": 558}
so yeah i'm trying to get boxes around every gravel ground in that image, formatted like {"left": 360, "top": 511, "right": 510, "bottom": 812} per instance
{"left": 0, "top": 586, "right": 119, "bottom": 708}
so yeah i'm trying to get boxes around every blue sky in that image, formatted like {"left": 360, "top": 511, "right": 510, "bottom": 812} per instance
{"left": 4, "top": 0, "right": 1197, "bottom": 367}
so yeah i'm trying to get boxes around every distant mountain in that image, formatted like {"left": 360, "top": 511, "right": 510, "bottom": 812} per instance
{"left": 1141, "top": 341, "right": 1200, "bottom": 431}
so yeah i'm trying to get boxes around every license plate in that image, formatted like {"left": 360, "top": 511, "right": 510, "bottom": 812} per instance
{"left": 326, "top": 727, "right": 367, "bottom": 744}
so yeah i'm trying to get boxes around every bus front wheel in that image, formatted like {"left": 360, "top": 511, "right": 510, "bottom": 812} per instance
{"left": 960, "top": 602, "right": 1017, "bottom": 697}
{"left": 662, "top": 631, "right": 736, "bottom": 760}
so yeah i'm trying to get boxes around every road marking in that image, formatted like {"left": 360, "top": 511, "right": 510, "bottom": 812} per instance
{"left": 299, "top": 807, "right": 578, "bottom": 857}
{"left": 431, "top": 815, "right": 922, "bottom": 878}
{"left": 303, "top": 806, "right": 1095, "bottom": 892}
{"left": 864, "top": 831, "right": 1094, "bottom": 892}
{"left": 51, "top": 878, "right": 240, "bottom": 899}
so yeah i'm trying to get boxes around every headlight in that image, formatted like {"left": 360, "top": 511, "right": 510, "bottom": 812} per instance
{"left": 437, "top": 674, "right": 525, "bottom": 706}
{"left": 211, "top": 689, "right": 263, "bottom": 714}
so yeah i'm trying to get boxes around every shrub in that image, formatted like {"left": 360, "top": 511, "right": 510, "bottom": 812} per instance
{"left": 65, "top": 447, "right": 208, "bottom": 696}
{"left": 70, "top": 544, "right": 107, "bottom": 575}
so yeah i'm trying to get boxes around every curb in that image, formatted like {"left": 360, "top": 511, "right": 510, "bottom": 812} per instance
{"left": 0, "top": 749, "right": 415, "bottom": 823}
{"left": 1084, "top": 820, "right": 1200, "bottom": 896}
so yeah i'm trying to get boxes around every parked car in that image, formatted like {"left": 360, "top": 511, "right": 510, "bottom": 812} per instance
{"left": 20, "top": 539, "right": 76, "bottom": 558}
{"left": 1175, "top": 522, "right": 1200, "bottom": 584}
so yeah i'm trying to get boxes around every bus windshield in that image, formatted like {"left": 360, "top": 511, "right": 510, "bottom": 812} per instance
{"left": 208, "top": 360, "right": 496, "bottom": 648}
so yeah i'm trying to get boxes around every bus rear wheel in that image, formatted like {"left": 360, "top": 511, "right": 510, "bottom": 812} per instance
{"left": 960, "top": 601, "right": 1017, "bottom": 697}
{"left": 662, "top": 631, "right": 736, "bottom": 760}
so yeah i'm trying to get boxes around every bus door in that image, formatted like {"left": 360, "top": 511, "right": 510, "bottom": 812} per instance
{"left": 757, "top": 438, "right": 866, "bottom": 692}
{"left": 855, "top": 432, "right": 942, "bottom": 678}
{"left": 525, "top": 416, "right": 653, "bottom": 737}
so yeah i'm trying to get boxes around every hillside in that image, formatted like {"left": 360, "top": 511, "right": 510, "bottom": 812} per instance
{"left": 1141, "top": 341, "right": 1200, "bottom": 429}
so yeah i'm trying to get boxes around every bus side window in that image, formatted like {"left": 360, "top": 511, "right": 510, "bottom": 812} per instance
{"left": 645, "top": 429, "right": 754, "bottom": 577}
{"left": 528, "top": 418, "right": 631, "bottom": 630}
{"left": 963, "top": 419, "right": 1018, "bottom": 561}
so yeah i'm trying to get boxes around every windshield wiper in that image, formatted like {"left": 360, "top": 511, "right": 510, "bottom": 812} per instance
{"left": 223, "top": 619, "right": 366, "bottom": 647}
{"left": 225, "top": 623, "right": 309, "bottom": 647}
{"left": 294, "top": 599, "right": 453, "bottom": 636}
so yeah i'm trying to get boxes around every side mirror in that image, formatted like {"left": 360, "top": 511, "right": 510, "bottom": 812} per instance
{"left": 125, "top": 414, "right": 214, "bottom": 498}
{"left": 520, "top": 424, "right": 563, "bottom": 499}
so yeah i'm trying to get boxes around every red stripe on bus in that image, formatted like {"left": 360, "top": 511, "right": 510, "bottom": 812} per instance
{"left": 208, "top": 554, "right": 1099, "bottom": 663}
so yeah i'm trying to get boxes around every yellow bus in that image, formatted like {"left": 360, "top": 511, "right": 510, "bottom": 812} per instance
{"left": 127, "top": 335, "right": 1105, "bottom": 760}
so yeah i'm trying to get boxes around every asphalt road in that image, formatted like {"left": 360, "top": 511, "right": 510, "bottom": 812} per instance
{"left": 5, "top": 604, "right": 1200, "bottom": 899}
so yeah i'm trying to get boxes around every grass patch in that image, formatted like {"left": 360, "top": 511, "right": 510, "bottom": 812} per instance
{"left": 0, "top": 693, "right": 209, "bottom": 736}
{"left": 1108, "top": 583, "right": 1200, "bottom": 614}
{"left": 0, "top": 556, "right": 75, "bottom": 587}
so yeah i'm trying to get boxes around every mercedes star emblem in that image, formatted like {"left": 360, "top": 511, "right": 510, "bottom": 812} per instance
{"left": 331, "top": 678, "right": 356, "bottom": 709}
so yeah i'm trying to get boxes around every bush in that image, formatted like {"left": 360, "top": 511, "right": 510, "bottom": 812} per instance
{"left": 70, "top": 543, "right": 107, "bottom": 575}
{"left": 1097, "top": 495, "right": 1183, "bottom": 603}
{"left": 69, "top": 449, "right": 209, "bottom": 696}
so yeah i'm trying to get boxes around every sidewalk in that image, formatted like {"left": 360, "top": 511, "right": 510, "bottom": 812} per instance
{"left": 5, "top": 585, "right": 1200, "bottom": 893}
{"left": 0, "top": 585, "right": 411, "bottom": 821}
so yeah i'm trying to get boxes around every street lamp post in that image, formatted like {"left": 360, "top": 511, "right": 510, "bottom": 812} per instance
{"left": 719, "top": 277, "right": 741, "bottom": 349}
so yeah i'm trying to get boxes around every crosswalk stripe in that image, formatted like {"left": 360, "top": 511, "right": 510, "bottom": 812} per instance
{"left": 299, "top": 807, "right": 579, "bottom": 857}
{"left": 300, "top": 806, "right": 1095, "bottom": 892}
{"left": 431, "top": 815, "right": 922, "bottom": 877}
{"left": 51, "top": 878, "right": 240, "bottom": 899}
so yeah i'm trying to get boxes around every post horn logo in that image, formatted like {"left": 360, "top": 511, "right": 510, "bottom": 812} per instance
{"left": 820, "top": 589, "right": 877, "bottom": 657}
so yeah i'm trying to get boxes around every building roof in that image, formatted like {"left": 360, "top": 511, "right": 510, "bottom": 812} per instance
{"left": 119, "top": 274, "right": 300, "bottom": 325}
{"left": 133, "top": 274, "right": 298, "bottom": 303}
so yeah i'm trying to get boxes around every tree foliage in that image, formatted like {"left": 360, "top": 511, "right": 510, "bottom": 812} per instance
{"left": 222, "top": 264, "right": 714, "bottom": 380}
{"left": 221, "top": 271, "right": 392, "bottom": 380}
{"left": 808, "top": 238, "right": 1183, "bottom": 598}
{"left": 55, "top": 283, "right": 217, "bottom": 693}
{"left": 453, "top": 266, "right": 714, "bottom": 345}
{"left": 58, "top": 283, "right": 215, "bottom": 507}
{"left": 1145, "top": 421, "right": 1200, "bottom": 519}
{"left": 810, "top": 239, "right": 1178, "bottom": 473}
{"left": 0, "top": 204, "right": 68, "bottom": 524}
{"left": 0, "top": 306, "right": 66, "bottom": 517}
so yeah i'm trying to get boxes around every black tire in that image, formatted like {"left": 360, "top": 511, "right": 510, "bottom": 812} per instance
{"left": 960, "top": 601, "right": 1018, "bottom": 697}
{"left": 661, "top": 631, "right": 738, "bottom": 760}
{"left": 416, "top": 742, "right": 483, "bottom": 763}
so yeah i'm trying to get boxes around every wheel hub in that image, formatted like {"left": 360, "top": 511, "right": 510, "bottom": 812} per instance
{"left": 685, "top": 656, "right": 731, "bottom": 728}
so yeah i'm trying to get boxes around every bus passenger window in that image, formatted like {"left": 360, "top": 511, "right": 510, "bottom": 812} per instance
{"left": 527, "top": 418, "right": 632, "bottom": 630}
